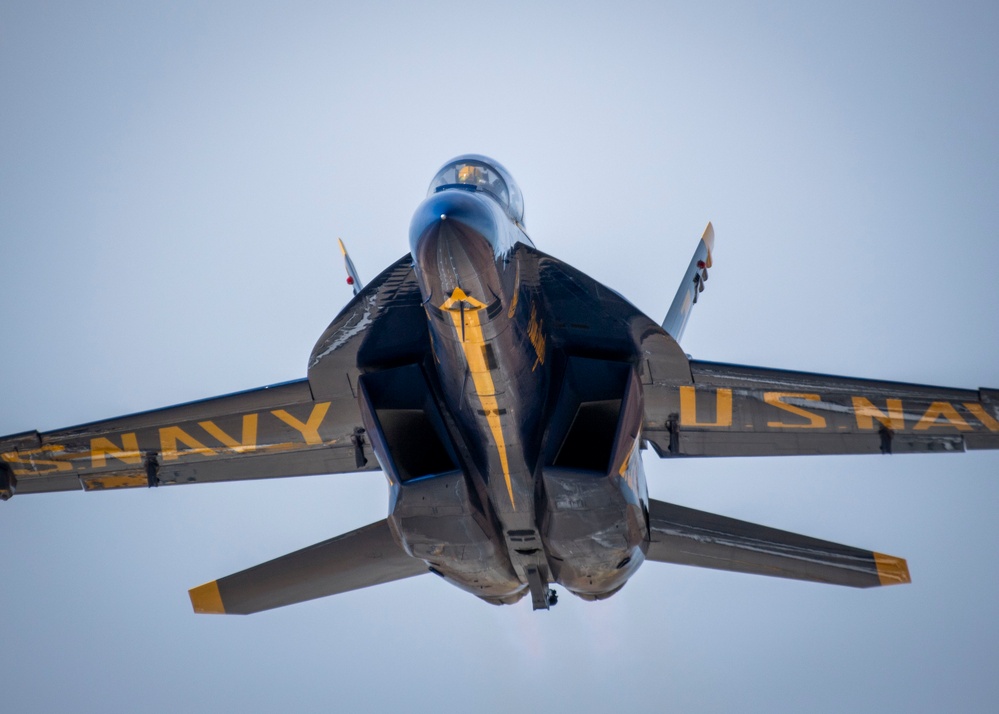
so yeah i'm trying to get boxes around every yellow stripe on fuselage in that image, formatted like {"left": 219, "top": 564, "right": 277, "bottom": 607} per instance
{"left": 441, "top": 288, "right": 516, "bottom": 510}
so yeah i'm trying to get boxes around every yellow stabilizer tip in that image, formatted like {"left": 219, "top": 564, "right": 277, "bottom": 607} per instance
{"left": 337, "top": 237, "right": 347, "bottom": 256}
{"left": 873, "top": 552, "right": 912, "bottom": 586}
{"left": 189, "top": 580, "right": 226, "bottom": 614}
{"left": 701, "top": 222, "right": 715, "bottom": 268}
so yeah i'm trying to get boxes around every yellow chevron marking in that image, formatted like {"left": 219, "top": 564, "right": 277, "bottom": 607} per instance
{"left": 440, "top": 287, "right": 485, "bottom": 310}
{"left": 441, "top": 288, "right": 515, "bottom": 509}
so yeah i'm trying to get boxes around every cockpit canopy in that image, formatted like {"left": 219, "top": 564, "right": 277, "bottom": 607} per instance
{"left": 427, "top": 154, "right": 525, "bottom": 225}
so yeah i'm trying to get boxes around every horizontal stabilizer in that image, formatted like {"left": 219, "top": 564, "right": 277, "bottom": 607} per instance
{"left": 646, "top": 499, "right": 910, "bottom": 588}
{"left": 189, "top": 518, "right": 428, "bottom": 614}
{"left": 662, "top": 222, "right": 714, "bottom": 344}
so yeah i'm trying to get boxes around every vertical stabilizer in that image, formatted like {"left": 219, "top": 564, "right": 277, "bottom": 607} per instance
{"left": 661, "top": 223, "right": 714, "bottom": 344}
{"left": 338, "top": 238, "right": 365, "bottom": 296}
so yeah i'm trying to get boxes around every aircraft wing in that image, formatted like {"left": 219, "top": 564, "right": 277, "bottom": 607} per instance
{"left": 0, "top": 378, "right": 377, "bottom": 497}
{"left": 0, "top": 254, "right": 426, "bottom": 499}
{"left": 643, "top": 360, "right": 999, "bottom": 457}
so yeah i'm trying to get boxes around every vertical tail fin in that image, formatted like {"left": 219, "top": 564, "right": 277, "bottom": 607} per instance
{"left": 338, "top": 238, "right": 364, "bottom": 296}
{"left": 661, "top": 222, "right": 714, "bottom": 344}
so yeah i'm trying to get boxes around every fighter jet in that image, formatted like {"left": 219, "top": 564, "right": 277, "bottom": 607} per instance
{"left": 3, "top": 155, "right": 996, "bottom": 614}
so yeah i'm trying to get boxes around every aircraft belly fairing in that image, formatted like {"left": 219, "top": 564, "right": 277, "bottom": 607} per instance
{"left": 5, "top": 154, "right": 996, "bottom": 615}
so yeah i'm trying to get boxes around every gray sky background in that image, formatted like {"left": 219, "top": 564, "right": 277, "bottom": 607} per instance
{"left": 3, "top": 2, "right": 999, "bottom": 712}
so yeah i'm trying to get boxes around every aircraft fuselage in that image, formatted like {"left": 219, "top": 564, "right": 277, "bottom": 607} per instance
{"left": 355, "top": 162, "right": 650, "bottom": 608}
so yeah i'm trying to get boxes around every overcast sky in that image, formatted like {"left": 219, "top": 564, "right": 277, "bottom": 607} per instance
{"left": 3, "top": 2, "right": 999, "bottom": 712}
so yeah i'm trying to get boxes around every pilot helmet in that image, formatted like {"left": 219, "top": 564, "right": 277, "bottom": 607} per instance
{"left": 427, "top": 154, "right": 525, "bottom": 226}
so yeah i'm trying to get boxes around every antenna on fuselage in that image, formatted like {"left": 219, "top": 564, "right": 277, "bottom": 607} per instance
{"left": 338, "top": 238, "right": 364, "bottom": 296}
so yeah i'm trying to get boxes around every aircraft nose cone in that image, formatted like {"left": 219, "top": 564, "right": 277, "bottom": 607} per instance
{"left": 409, "top": 190, "right": 502, "bottom": 302}
{"left": 409, "top": 189, "right": 499, "bottom": 257}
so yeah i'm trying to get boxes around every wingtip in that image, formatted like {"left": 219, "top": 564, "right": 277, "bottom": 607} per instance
{"left": 873, "top": 552, "right": 911, "bottom": 586}
{"left": 337, "top": 237, "right": 347, "bottom": 256}
{"left": 189, "top": 580, "right": 227, "bottom": 614}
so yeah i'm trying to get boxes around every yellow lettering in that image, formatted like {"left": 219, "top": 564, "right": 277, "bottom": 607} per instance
{"left": 159, "top": 426, "right": 217, "bottom": 460}
{"left": 913, "top": 402, "right": 972, "bottom": 431}
{"left": 852, "top": 396, "right": 905, "bottom": 431}
{"left": 90, "top": 433, "right": 141, "bottom": 468}
{"left": 964, "top": 403, "right": 999, "bottom": 432}
{"left": 764, "top": 392, "right": 827, "bottom": 429}
{"left": 3, "top": 445, "right": 74, "bottom": 475}
{"left": 272, "top": 403, "right": 331, "bottom": 445}
{"left": 679, "top": 387, "right": 733, "bottom": 427}
{"left": 199, "top": 414, "right": 259, "bottom": 453}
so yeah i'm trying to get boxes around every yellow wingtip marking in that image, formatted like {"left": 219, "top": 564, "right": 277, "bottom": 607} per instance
{"left": 873, "top": 552, "right": 911, "bottom": 586}
{"left": 337, "top": 237, "right": 347, "bottom": 256}
{"left": 189, "top": 580, "right": 226, "bottom": 614}
{"left": 701, "top": 222, "right": 715, "bottom": 268}
{"left": 701, "top": 222, "right": 715, "bottom": 251}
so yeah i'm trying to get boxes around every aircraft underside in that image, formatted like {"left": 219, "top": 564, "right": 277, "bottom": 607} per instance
{"left": 6, "top": 154, "right": 996, "bottom": 615}
{"left": 360, "top": 187, "right": 652, "bottom": 608}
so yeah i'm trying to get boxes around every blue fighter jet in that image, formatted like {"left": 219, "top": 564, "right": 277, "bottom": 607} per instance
{"left": 5, "top": 155, "right": 997, "bottom": 614}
